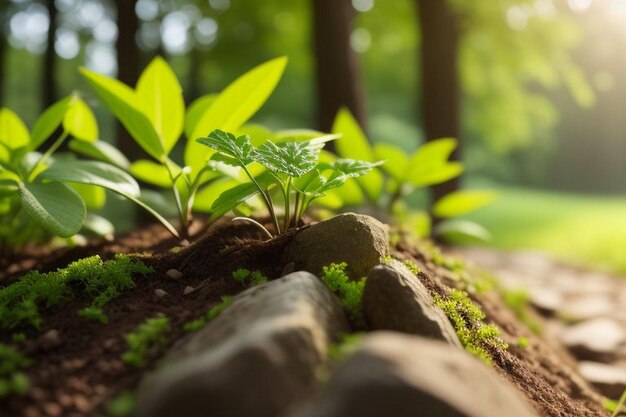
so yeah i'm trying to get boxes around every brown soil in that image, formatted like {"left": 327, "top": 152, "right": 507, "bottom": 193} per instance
{"left": 0, "top": 219, "right": 296, "bottom": 417}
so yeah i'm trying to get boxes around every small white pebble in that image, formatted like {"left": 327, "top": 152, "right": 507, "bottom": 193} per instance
{"left": 166, "top": 269, "right": 183, "bottom": 280}
{"left": 183, "top": 286, "right": 195, "bottom": 295}
{"left": 154, "top": 289, "right": 168, "bottom": 298}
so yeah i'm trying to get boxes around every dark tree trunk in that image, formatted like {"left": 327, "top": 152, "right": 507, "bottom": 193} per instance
{"left": 0, "top": 28, "right": 6, "bottom": 107}
{"left": 43, "top": 0, "right": 57, "bottom": 108}
{"left": 416, "top": 0, "right": 461, "bottom": 204}
{"left": 312, "top": 0, "right": 367, "bottom": 135}
{"left": 114, "top": 0, "right": 142, "bottom": 159}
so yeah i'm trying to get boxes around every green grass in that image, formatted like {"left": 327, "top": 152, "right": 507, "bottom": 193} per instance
{"left": 464, "top": 186, "right": 626, "bottom": 275}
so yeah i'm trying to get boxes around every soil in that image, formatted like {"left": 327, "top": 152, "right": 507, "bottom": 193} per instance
{"left": 0, "top": 220, "right": 610, "bottom": 417}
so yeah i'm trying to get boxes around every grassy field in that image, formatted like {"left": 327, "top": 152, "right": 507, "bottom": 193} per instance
{"left": 463, "top": 186, "right": 626, "bottom": 275}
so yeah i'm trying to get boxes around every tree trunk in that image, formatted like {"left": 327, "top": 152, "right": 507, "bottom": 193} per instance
{"left": 311, "top": 0, "right": 367, "bottom": 135}
{"left": 43, "top": 0, "right": 57, "bottom": 108}
{"left": 416, "top": 0, "right": 461, "bottom": 204}
{"left": 0, "top": 28, "right": 6, "bottom": 107}
{"left": 114, "top": 0, "right": 142, "bottom": 159}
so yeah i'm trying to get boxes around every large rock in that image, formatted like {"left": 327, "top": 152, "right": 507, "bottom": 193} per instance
{"left": 135, "top": 272, "right": 350, "bottom": 417}
{"left": 283, "top": 213, "right": 388, "bottom": 279}
{"left": 363, "top": 261, "right": 460, "bottom": 347}
{"left": 294, "top": 332, "right": 539, "bottom": 417}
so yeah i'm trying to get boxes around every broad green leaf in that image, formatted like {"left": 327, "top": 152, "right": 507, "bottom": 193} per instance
{"left": 332, "top": 159, "right": 384, "bottom": 178}
{"left": 83, "top": 213, "right": 114, "bottom": 237}
{"left": 0, "top": 108, "right": 29, "bottom": 151}
{"left": 433, "top": 190, "right": 497, "bottom": 218}
{"left": 236, "top": 124, "right": 274, "bottom": 147}
{"left": 434, "top": 219, "right": 492, "bottom": 244}
{"left": 332, "top": 107, "right": 373, "bottom": 161}
{"left": 409, "top": 162, "right": 464, "bottom": 187}
{"left": 293, "top": 169, "right": 327, "bottom": 197}
{"left": 68, "top": 139, "right": 130, "bottom": 170}
{"left": 71, "top": 183, "right": 106, "bottom": 209}
{"left": 197, "top": 130, "right": 254, "bottom": 167}
{"left": 209, "top": 172, "right": 274, "bottom": 221}
{"left": 80, "top": 68, "right": 164, "bottom": 160}
{"left": 374, "top": 143, "right": 409, "bottom": 181}
{"left": 185, "top": 94, "right": 216, "bottom": 140}
{"left": 38, "top": 160, "right": 140, "bottom": 197}
{"left": 130, "top": 160, "right": 172, "bottom": 188}
{"left": 406, "top": 138, "right": 460, "bottom": 185}
{"left": 253, "top": 141, "right": 318, "bottom": 177}
{"left": 136, "top": 56, "right": 184, "bottom": 153}
{"left": 186, "top": 57, "right": 288, "bottom": 173}
{"left": 31, "top": 97, "right": 72, "bottom": 149}
{"left": 18, "top": 181, "right": 85, "bottom": 237}
{"left": 63, "top": 96, "right": 98, "bottom": 142}
{"left": 193, "top": 178, "right": 240, "bottom": 212}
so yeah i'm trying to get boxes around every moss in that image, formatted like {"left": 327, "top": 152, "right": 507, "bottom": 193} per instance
{"left": 184, "top": 296, "right": 233, "bottom": 332}
{"left": 0, "top": 254, "right": 153, "bottom": 331}
{"left": 122, "top": 316, "right": 170, "bottom": 368}
{"left": 403, "top": 260, "right": 420, "bottom": 275}
{"left": 0, "top": 344, "right": 30, "bottom": 398}
{"left": 328, "top": 333, "right": 364, "bottom": 363}
{"left": 379, "top": 255, "right": 393, "bottom": 264}
{"left": 232, "top": 268, "right": 268, "bottom": 286}
{"left": 106, "top": 391, "right": 136, "bottom": 417}
{"left": 321, "top": 262, "right": 365, "bottom": 321}
{"left": 501, "top": 289, "right": 541, "bottom": 335}
{"left": 434, "top": 289, "right": 508, "bottom": 364}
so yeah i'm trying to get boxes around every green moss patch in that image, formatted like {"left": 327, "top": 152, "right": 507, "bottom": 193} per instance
{"left": 321, "top": 262, "right": 365, "bottom": 321}
{"left": 122, "top": 316, "right": 170, "bottom": 368}
{"left": 0, "top": 344, "right": 30, "bottom": 398}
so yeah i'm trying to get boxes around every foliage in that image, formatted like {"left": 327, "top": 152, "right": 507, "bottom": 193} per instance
{"left": 403, "top": 260, "right": 420, "bottom": 275}
{"left": 80, "top": 56, "right": 288, "bottom": 240}
{"left": 198, "top": 128, "right": 382, "bottom": 236}
{"left": 232, "top": 268, "right": 268, "bottom": 286}
{"left": 0, "top": 255, "right": 152, "bottom": 331}
{"left": 331, "top": 108, "right": 493, "bottom": 242}
{"left": 0, "top": 96, "right": 139, "bottom": 250}
{"left": 184, "top": 296, "right": 233, "bottom": 332}
{"left": 321, "top": 262, "right": 365, "bottom": 321}
{"left": 0, "top": 344, "right": 30, "bottom": 398}
{"left": 604, "top": 389, "right": 626, "bottom": 417}
{"left": 106, "top": 391, "right": 136, "bottom": 417}
{"left": 327, "top": 333, "right": 364, "bottom": 363}
{"left": 434, "top": 289, "right": 508, "bottom": 364}
{"left": 122, "top": 316, "right": 171, "bottom": 368}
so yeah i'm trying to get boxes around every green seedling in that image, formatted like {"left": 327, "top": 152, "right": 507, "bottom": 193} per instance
{"left": 80, "top": 56, "right": 288, "bottom": 240}
{"left": 122, "top": 316, "right": 170, "bottom": 368}
{"left": 321, "top": 262, "right": 365, "bottom": 320}
{"left": 232, "top": 268, "right": 268, "bottom": 286}
{"left": 184, "top": 296, "right": 233, "bottom": 332}
{"left": 0, "top": 254, "right": 152, "bottom": 330}
{"left": 0, "top": 344, "right": 30, "bottom": 397}
{"left": 0, "top": 96, "right": 139, "bottom": 251}
{"left": 197, "top": 129, "right": 383, "bottom": 237}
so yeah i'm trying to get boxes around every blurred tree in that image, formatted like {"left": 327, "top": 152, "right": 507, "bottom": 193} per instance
{"left": 43, "top": 0, "right": 57, "bottom": 108}
{"left": 312, "top": 0, "right": 367, "bottom": 134}
{"left": 0, "top": 2, "right": 8, "bottom": 106}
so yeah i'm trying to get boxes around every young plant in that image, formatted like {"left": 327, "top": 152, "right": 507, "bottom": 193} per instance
{"left": 122, "top": 316, "right": 170, "bottom": 368}
{"left": 232, "top": 268, "right": 268, "bottom": 286}
{"left": 321, "top": 262, "right": 366, "bottom": 320}
{"left": 330, "top": 108, "right": 496, "bottom": 243}
{"left": 184, "top": 296, "right": 233, "bottom": 332}
{"left": 79, "top": 56, "right": 288, "bottom": 240}
{"left": 196, "top": 129, "right": 383, "bottom": 237}
{"left": 0, "top": 96, "right": 140, "bottom": 250}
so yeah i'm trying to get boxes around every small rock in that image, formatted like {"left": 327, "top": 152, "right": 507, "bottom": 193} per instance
{"left": 283, "top": 213, "right": 389, "bottom": 279}
{"left": 154, "top": 289, "right": 168, "bottom": 299}
{"left": 560, "top": 318, "right": 626, "bottom": 362}
{"left": 183, "top": 286, "right": 195, "bottom": 295}
{"left": 293, "top": 332, "right": 539, "bottom": 417}
{"left": 38, "top": 329, "right": 61, "bottom": 351}
{"left": 165, "top": 269, "right": 183, "bottom": 280}
{"left": 559, "top": 296, "right": 615, "bottom": 322}
{"left": 528, "top": 287, "right": 563, "bottom": 315}
{"left": 43, "top": 402, "right": 62, "bottom": 417}
{"left": 578, "top": 361, "right": 626, "bottom": 398}
{"left": 363, "top": 261, "right": 460, "bottom": 347}
{"left": 136, "top": 271, "right": 350, "bottom": 417}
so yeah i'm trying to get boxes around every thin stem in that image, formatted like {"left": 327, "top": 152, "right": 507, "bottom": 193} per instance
{"left": 27, "top": 130, "right": 69, "bottom": 181}
{"left": 283, "top": 176, "right": 291, "bottom": 232}
{"left": 164, "top": 160, "right": 189, "bottom": 239}
{"left": 242, "top": 166, "right": 280, "bottom": 235}
{"left": 611, "top": 389, "right": 626, "bottom": 417}
{"left": 291, "top": 192, "right": 301, "bottom": 228}
{"left": 124, "top": 194, "right": 180, "bottom": 240}
{"left": 297, "top": 195, "right": 310, "bottom": 223}
{"left": 231, "top": 217, "right": 273, "bottom": 240}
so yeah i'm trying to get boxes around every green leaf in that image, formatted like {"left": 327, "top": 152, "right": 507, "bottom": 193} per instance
{"left": 253, "top": 140, "right": 318, "bottom": 177}
{"left": 130, "top": 160, "right": 172, "bottom": 188}
{"left": 31, "top": 97, "right": 71, "bottom": 149}
{"left": 71, "top": 183, "right": 106, "bottom": 209}
{"left": 433, "top": 190, "right": 497, "bottom": 218}
{"left": 197, "top": 129, "right": 254, "bottom": 167}
{"left": 136, "top": 56, "right": 184, "bottom": 154}
{"left": 409, "top": 162, "right": 464, "bottom": 187}
{"left": 185, "top": 94, "right": 216, "bottom": 140}
{"left": 406, "top": 138, "right": 462, "bottom": 186}
{"left": 0, "top": 108, "right": 29, "bottom": 152}
{"left": 80, "top": 68, "right": 164, "bottom": 160}
{"left": 186, "top": 57, "right": 288, "bottom": 173}
{"left": 63, "top": 96, "right": 98, "bottom": 142}
{"left": 83, "top": 213, "right": 114, "bottom": 237}
{"left": 193, "top": 178, "right": 240, "bottom": 212}
{"left": 332, "top": 107, "right": 373, "bottom": 161}
{"left": 434, "top": 219, "right": 492, "bottom": 244}
{"left": 332, "top": 159, "right": 384, "bottom": 179}
{"left": 68, "top": 139, "right": 130, "bottom": 170}
{"left": 18, "top": 181, "right": 86, "bottom": 237}
{"left": 374, "top": 143, "right": 409, "bottom": 181}
{"left": 209, "top": 172, "right": 274, "bottom": 221}
{"left": 38, "top": 160, "right": 140, "bottom": 197}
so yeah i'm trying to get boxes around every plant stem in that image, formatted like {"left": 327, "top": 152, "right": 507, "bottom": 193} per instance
{"left": 231, "top": 217, "right": 273, "bottom": 240}
{"left": 242, "top": 166, "right": 280, "bottom": 235}
{"left": 27, "top": 130, "right": 69, "bottom": 181}
{"left": 124, "top": 194, "right": 180, "bottom": 240}
{"left": 291, "top": 192, "right": 301, "bottom": 227}
{"left": 283, "top": 177, "right": 291, "bottom": 232}
{"left": 164, "top": 160, "right": 188, "bottom": 239}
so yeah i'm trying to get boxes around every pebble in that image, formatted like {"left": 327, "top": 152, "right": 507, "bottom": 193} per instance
{"left": 183, "top": 285, "right": 195, "bottom": 295}
{"left": 560, "top": 318, "right": 626, "bottom": 361}
{"left": 166, "top": 269, "right": 183, "bottom": 280}
{"left": 154, "top": 289, "right": 169, "bottom": 299}
{"left": 578, "top": 361, "right": 626, "bottom": 398}
{"left": 38, "top": 329, "right": 61, "bottom": 351}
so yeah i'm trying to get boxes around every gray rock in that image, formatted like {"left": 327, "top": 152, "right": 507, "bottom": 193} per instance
{"left": 558, "top": 296, "right": 615, "bottom": 323}
{"left": 363, "top": 261, "right": 460, "bottom": 347}
{"left": 135, "top": 271, "right": 350, "bottom": 417}
{"left": 294, "top": 332, "right": 538, "bottom": 417}
{"left": 578, "top": 361, "right": 626, "bottom": 398}
{"left": 165, "top": 268, "right": 183, "bottom": 280}
{"left": 559, "top": 318, "right": 626, "bottom": 362}
{"left": 283, "top": 213, "right": 388, "bottom": 279}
